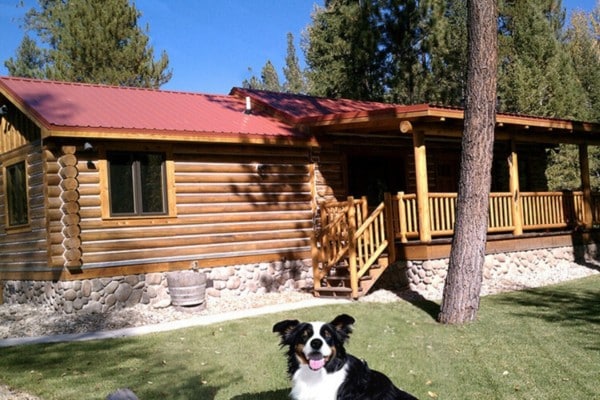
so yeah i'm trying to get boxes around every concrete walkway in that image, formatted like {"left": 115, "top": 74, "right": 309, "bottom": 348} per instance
{"left": 0, "top": 297, "right": 349, "bottom": 348}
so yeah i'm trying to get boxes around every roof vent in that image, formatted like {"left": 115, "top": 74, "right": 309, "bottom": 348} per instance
{"left": 244, "top": 97, "right": 252, "bottom": 114}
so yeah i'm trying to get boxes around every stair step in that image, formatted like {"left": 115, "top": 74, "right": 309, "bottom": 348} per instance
{"left": 314, "top": 286, "right": 363, "bottom": 298}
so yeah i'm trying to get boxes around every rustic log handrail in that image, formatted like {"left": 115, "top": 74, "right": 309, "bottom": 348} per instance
{"left": 391, "top": 190, "right": 600, "bottom": 241}
{"left": 313, "top": 196, "right": 391, "bottom": 298}
{"left": 353, "top": 201, "right": 389, "bottom": 294}
{"left": 313, "top": 197, "right": 367, "bottom": 283}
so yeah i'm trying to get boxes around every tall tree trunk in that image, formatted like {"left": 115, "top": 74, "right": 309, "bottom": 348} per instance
{"left": 438, "top": 0, "right": 497, "bottom": 324}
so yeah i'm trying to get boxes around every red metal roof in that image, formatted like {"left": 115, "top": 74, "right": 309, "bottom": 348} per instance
{"left": 231, "top": 88, "right": 594, "bottom": 131}
{"left": 2, "top": 77, "right": 595, "bottom": 141}
{"left": 231, "top": 87, "right": 398, "bottom": 123}
{"left": 0, "top": 76, "right": 301, "bottom": 138}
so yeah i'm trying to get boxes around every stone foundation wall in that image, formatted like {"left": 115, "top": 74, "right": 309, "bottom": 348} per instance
{"left": 1, "top": 259, "right": 312, "bottom": 314}
{"left": 3, "top": 245, "right": 597, "bottom": 312}
{"left": 402, "top": 245, "right": 598, "bottom": 300}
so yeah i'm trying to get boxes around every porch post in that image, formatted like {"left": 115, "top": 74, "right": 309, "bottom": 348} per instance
{"left": 508, "top": 140, "right": 523, "bottom": 235}
{"left": 578, "top": 144, "right": 593, "bottom": 229}
{"left": 383, "top": 192, "right": 397, "bottom": 262}
{"left": 413, "top": 130, "right": 432, "bottom": 242}
{"left": 347, "top": 196, "right": 359, "bottom": 299}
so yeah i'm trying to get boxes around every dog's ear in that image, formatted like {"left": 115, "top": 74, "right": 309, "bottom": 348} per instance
{"left": 331, "top": 314, "right": 355, "bottom": 329}
{"left": 272, "top": 319, "right": 300, "bottom": 339}
{"left": 330, "top": 314, "right": 355, "bottom": 340}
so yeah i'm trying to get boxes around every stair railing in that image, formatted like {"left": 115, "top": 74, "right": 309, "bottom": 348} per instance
{"left": 313, "top": 195, "right": 394, "bottom": 298}
{"left": 348, "top": 200, "right": 394, "bottom": 297}
{"left": 313, "top": 197, "right": 365, "bottom": 287}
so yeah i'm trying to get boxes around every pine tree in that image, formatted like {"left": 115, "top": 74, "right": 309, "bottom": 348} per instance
{"left": 433, "top": 0, "right": 468, "bottom": 105}
{"left": 261, "top": 60, "right": 282, "bottom": 92}
{"left": 283, "top": 33, "right": 306, "bottom": 93}
{"left": 304, "top": 0, "right": 467, "bottom": 104}
{"left": 241, "top": 67, "right": 263, "bottom": 90}
{"left": 497, "top": 0, "right": 587, "bottom": 119}
{"left": 379, "top": 0, "right": 428, "bottom": 103}
{"left": 8, "top": 0, "right": 171, "bottom": 88}
{"left": 304, "top": 0, "right": 385, "bottom": 100}
{"left": 439, "top": 0, "right": 498, "bottom": 325}
{"left": 567, "top": 10, "right": 600, "bottom": 122}
{"left": 547, "top": 4, "right": 600, "bottom": 192}
{"left": 4, "top": 35, "right": 47, "bottom": 79}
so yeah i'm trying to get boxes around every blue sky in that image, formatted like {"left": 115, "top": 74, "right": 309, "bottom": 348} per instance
{"left": 0, "top": 0, "right": 597, "bottom": 95}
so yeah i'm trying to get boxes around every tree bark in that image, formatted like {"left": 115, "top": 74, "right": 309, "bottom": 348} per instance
{"left": 438, "top": 0, "right": 498, "bottom": 324}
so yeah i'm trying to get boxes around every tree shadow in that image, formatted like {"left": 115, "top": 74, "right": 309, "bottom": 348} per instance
{"left": 369, "top": 262, "right": 441, "bottom": 320}
{"left": 0, "top": 338, "right": 239, "bottom": 400}
{"left": 494, "top": 279, "right": 600, "bottom": 351}
{"left": 230, "top": 388, "right": 289, "bottom": 400}
{"left": 571, "top": 232, "right": 600, "bottom": 272}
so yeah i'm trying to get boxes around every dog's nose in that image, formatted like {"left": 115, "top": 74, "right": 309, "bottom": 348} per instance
{"left": 310, "top": 338, "right": 323, "bottom": 349}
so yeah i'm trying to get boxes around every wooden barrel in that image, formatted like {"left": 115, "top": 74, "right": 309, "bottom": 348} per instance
{"left": 166, "top": 270, "right": 206, "bottom": 307}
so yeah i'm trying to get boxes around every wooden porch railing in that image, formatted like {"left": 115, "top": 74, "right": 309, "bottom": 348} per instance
{"left": 312, "top": 196, "right": 394, "bottom": 298}
{"left": 390, "top": 191, "right": 600, "bottom": 242}
{"left": 312, "top": 190, "right": 599, "bottom": 297}
{"left": 313, "top": 196, "right": 366, "bottom": 271}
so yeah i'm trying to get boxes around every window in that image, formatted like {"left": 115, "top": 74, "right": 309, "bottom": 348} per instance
{"left": 6, "top": 161, "right": 29, "bottom": 226}
{"left": 107, "top": 152, "right": 167, "bottom": 216}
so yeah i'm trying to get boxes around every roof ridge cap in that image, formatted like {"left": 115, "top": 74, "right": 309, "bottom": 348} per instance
{"left": 0, "top": 75, "right": 233, "bottom": 97}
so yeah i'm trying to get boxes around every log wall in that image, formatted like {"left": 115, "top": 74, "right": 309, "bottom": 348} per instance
{"left": 0, "top": 142, "right": 52, "bottom": 275}
{"left": 0, "top": 102, "right": 41, "bottom": 153}
{"left": 64, "top": 142, "right": 316, "bottom": 276}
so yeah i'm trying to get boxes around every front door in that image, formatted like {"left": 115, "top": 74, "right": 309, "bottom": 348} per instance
{"left": 348, "top": 155, "right": 406, "bottom": 205}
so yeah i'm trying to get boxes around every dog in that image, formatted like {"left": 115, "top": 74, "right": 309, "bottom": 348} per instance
{"left": 273, "top": 314, "right": 418, "bottom": 400}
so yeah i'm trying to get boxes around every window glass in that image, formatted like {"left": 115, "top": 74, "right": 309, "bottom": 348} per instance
{"left": 107, "top": 151, "right": 166, "bottom": 216}
{"left": 140, "top": 153, "right": 166, "bottom": 213}
{"left": 109, "top": 153, "right": 135, "bottom": 214}
{"left": 6, "top": 161, "right": 28, "bottom": 226}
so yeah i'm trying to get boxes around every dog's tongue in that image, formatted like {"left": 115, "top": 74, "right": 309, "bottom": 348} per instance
{"left": 308, "top": 354, "right": 325, "bottom": 371}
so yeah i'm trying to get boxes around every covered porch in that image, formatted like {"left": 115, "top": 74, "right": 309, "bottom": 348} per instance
{"left": 309, "top": 107, "right": 600, "bottom": 298}
{"left": 312, "top": 189, "right": 600, "bottom": 298}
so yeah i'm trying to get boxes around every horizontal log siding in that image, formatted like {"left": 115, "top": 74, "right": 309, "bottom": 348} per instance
{"left": 314, "top": 145, "right": 346, "bottom": 202}
{"left": 0, "top": 143, "right": 52, "bottom": 273}
{"left": 0, "top": 103, "right": 41, "bottom": 153}
{"left": 77, "top": 143, "right": 314, "bottom": 270}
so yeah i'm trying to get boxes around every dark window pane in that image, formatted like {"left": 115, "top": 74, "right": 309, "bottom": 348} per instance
{"left": 140, "top": 153, "right": 166, "bottom": 214}
{"left": 6, "top": 161, "right": 28, "bottom": 226}
{"left": 109, "top": 153, "right": 135, "bottom": 214}
{"left": 107, "top": 151, "right": 167, "bottom": 216}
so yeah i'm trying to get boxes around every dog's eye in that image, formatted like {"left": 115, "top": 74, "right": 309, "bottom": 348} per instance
{"left": 301, "top": 329, "right": 311, "bottom": 341}
{"left": 323, "top": 330, "right": 332, "bottom": 339}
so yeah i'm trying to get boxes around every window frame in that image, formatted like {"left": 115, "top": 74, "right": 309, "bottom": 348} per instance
{"left": 3, "top": 158, "right": 30, "bottom": 229}
{"left": 100, "top": 145, "right": 176, "bottom": 220}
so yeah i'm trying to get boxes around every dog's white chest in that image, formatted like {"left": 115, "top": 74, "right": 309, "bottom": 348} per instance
{"left": 290, "top": 365, "right": 348, "bottom": 400}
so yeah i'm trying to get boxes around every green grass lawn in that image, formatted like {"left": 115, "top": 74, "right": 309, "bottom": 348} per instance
{"left": 0, "top": 274, "right": 598, "bottom": 400}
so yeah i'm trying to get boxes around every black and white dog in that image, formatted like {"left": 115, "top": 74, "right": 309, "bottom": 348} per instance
{"left": 273, "top": 314, "right": 418, "bottom": 400}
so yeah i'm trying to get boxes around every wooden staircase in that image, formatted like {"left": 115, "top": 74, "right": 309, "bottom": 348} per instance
{"left": 312, "top": 195, "right": 396, "bottom": 299}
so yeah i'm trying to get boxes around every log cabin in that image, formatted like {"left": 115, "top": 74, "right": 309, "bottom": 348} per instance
{"left": 1, "top": 76, "right": 599, "bottom": 308}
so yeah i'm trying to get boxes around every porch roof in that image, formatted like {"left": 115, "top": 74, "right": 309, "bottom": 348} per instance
{"left": 0, "top": 76, "right": 307, "bottom": 142}
{"left": 233, "top": 88, "right": 600, "bottom": 141}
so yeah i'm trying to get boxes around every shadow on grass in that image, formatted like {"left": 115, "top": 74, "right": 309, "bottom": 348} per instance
{"left": 0, "top": 338, "right": 238, "bottom": 400}
{"left": 494, "top": 279, "right": 600, "bottom": 350}
{"left": 397, "top": 291, "right": 441, "bottom": 320}
{"left": 231, "top": 388, "right": 289, "bottom": 400}
{"left": 371, "top": 262, "right": 441, "bottom": 320}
